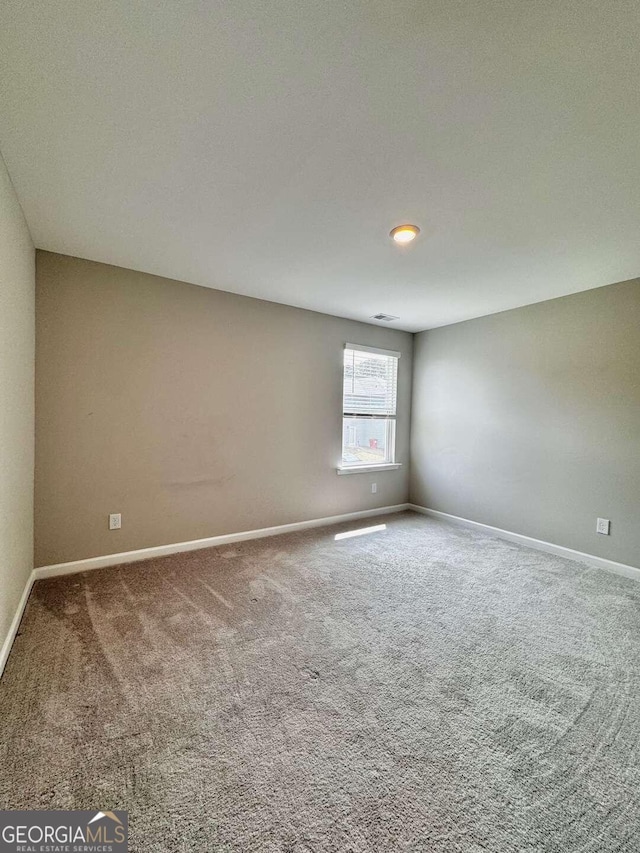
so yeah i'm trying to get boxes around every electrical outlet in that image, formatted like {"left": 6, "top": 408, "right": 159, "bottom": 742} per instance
{"left": 109, "top": 513, "right": 122, "bottom": 530}
{"left": 371, "top": 483, "right": 377, "bottom": 494}
{"left": 596, "top": 517, "right": 610, "bottom": 535}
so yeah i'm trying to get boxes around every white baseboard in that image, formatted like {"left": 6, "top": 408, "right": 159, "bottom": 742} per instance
{"left": 0, "top": 570, "right": 36, "bottom": 681}
{"left": 408, "top": 504, "right": 640, "bottom": 582}
{"left": 34, "top": 503, "right": 411, "bottom": 581}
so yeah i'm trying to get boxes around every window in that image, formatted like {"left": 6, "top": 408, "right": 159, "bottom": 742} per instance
{"left": 341, "top": 344, "right": 400, "bottom": 471}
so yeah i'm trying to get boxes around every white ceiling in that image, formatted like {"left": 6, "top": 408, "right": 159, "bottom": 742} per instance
{"left": 1, "top": 1, "right": 639, "bottom": 332}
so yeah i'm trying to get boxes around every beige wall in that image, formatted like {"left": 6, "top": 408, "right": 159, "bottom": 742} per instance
{"left": 35, "top": 252, "right": 412, "bottom": 566}
{"left": 410, "top": 279, "right": 640, "bottom": 569}
{"left": 0, "top": 153, "right": 35, "bottom": 651}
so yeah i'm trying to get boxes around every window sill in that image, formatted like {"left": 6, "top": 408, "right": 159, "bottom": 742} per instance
{"left": 336, "top": 463, "right": 402, "bottom": 475}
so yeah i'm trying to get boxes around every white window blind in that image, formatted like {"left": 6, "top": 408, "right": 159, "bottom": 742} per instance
{"left": 343, "top": 346, "right": 399, "bottom": 417}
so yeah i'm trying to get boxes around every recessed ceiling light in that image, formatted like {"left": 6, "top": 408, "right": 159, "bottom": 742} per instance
{"left": 390, "top": 224, "right": 420, "bottom": 244}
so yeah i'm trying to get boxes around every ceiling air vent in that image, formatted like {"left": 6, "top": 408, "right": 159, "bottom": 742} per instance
{"left": 372, "top": 313, "right": 399, "bottom": 322}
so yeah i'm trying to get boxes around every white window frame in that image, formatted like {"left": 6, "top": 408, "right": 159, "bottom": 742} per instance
{"left": 337, "top": 343, "right": 402, "bottom": 475}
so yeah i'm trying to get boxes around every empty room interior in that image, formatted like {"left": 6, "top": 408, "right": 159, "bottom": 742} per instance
{"left": 1, "top": 2, "right": 640, "bottom": 851}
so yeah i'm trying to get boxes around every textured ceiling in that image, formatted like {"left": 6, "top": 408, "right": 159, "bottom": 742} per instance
{"left": 1, "top": 0, "right": 639, "bottom": 331}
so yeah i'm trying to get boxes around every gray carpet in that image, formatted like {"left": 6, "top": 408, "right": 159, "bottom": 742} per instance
{"left": 1, "top": 511, "right": 640, "bottom": 851}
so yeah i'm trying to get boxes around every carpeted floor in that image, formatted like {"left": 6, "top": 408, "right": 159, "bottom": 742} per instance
{"left": 1, "top": 511, "right": 640, "bottom": 852}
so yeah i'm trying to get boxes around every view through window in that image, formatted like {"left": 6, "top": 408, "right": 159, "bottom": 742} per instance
{"left": 342, "top": 345, "right": 399, "bottom": 467}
